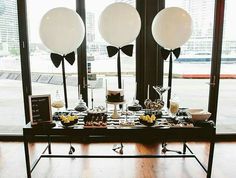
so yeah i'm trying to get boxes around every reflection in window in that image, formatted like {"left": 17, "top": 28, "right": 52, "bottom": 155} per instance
{"left": 217, "top": 0, "right": 236, "bottom": 133}
{"left": 164, "top": 0, "right": 214, "bottom": 110}
{"left": 0, "top": 0, "right": 24, "bottom": 133}
{"left": 86, "top": 0, "right": 136, "bottom": 109}
{"left": 27, "top": 0, "right": 79, "bottom": 110}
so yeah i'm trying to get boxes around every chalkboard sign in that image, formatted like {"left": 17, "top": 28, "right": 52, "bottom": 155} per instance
{"left": 29, "top": 95, "right": 52, "bottom": 125}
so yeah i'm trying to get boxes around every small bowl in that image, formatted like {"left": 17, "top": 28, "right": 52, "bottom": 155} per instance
{"left": 60, "top": 118, "right": 78, "bottom": 127}
{"left": 187, "top": 108, "right": 204, "bottom": 114}
{"left": 139, "top": 115, "right": 156, "bottom": 127}
{"left": 59, "top": 115, "right": 78, "bottom": 127}
{"left": 139, "top": 119, "right": 156, "bottom": 126}
{"left": 187, "top": 109, "right": 211, "bottom": 121}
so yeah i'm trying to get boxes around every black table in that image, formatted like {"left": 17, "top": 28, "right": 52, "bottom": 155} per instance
{"left": 23, "top": 122, "right": 215, "bottom": 178}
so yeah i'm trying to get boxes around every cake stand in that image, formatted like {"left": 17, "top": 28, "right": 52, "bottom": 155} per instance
{"left": 106, "top": 101, "right": 126, "bottom": 119}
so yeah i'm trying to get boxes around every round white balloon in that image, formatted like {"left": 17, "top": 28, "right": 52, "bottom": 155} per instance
{"left": 39, "top": 7, "right": 85, "bottom": 55}
{"left": 98, "top": 2, "right": 141, "bottom": 48}
{"left": 152, "top": 7, "right": 192, "bottom": 49}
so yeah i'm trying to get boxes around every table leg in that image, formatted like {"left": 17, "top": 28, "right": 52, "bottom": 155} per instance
{"left": 207, "top": 141, "right": 215, "bottom": 178}
{"left": 48, "top": 135, "right": 51, "bottom": 154}
{"left": 183, "top": 141, "right": 187, "bottom": 154}
{"left": 24, "top": 135, "right": 31, "bottom": 178}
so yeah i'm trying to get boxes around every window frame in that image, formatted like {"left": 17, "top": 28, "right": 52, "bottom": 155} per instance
{"left": 1, "top": 0, "right": 233, "bottom": 137}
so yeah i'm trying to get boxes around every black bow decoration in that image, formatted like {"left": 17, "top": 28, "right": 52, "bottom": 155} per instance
{"left": 161, "top": 47, "right": 181, "bottom": 60}
{"left": 50, "top": 51, "right": 75, "bottom": 68}
{"left": 107, "top": 44, "right": 134, "bottom": 57}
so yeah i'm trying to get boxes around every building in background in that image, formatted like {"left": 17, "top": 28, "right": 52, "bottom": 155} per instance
{"left": 1, "top": 0, "right": 235, "bottom": 62}
{"left": 166, "top": 0, "right": 236, "bottom": 62}
{"left": 0, "top": 0, "right": 19, "bottom": 56}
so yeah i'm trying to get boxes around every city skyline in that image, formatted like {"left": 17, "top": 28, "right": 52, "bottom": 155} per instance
{"left": 1, "top": 0, "right": 236, "bottom": 58}
{"left": 0, "top": 0, "right": 19, "bottom": 56}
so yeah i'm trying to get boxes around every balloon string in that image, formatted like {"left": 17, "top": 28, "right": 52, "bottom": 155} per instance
{"left": 117, "top": 50, "right": 122, "bottom": 89}
{"left": 62, "top": 58, "right": 68, "bottom": 109}
{"left": 167, "top": 52, "right": 173, "bottom": 108}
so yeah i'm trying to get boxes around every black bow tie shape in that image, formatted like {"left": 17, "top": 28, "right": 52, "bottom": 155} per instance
{"left": 107, "top": 44, "right": 134, "bottom": 57}
{"left": 161, "top": 47, "right": 181, "bottom": 60}
{"left": 50, "top": 52, "right": 75, "bottom": 68}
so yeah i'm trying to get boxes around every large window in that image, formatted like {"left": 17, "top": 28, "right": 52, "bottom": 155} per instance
{"left": 0, "top": 0, "right": 25, "bottom": 134}
{"left": 217, "top": 0, "right": 236, "bottom": 133}
{"left": 85, "top": 0, "right": 136, "bottom": 109}
{"left": 164, "top": 0, "right": 215, "bottom": 110}
{"left": 2, "top": 0, "right": 235, "bottom": 136}
{"left": 27, "top": 0, "right": 79, "bottom": 111}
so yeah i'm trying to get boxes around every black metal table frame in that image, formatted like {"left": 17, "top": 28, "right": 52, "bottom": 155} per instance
{"left": 23, "top": 125, "right": 215, "bottom": 178}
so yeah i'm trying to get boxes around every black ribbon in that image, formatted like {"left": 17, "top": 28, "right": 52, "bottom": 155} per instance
{"left": 161, "top": 47, "right": 181, "bottom": 60}
{"left": 50, "top": 52, "right": 75, "bottom": 68}
{"left": 107, "top": 44, "right": 134, "bottom": 57}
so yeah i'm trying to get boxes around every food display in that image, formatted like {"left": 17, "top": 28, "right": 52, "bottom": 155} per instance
{"left": 139, "top": 114, "right": 156, "bottom": 126}
{"left": 106, "top": 89, "right": 124, "bottom": 102}
{"left": 119, "top": 119, "right": 135, "bottom": 126}
{"left": 84, "top": 107, "right": 107, "bottom": 127}
{"left": 144, "top": 86, "right": 169, "bottom": 111}
{"left": 74, "top": 95, "right": 87, "bottom": 112}
{"left": 52, "top": 86, "right": 196, "bottom": 129}
{"left": 51, "top": 100, "right": 64, "bottom": 109}
{"left": 144, "top": 109, "right": 162, "bottom": 118}
{"left": 144, "top": 99, "right": 164, "bottom": 111}
{"left": 59, "top": 114, "right": 78, "bottom": 127}
{"left": 128, "top": 99, "right": 142, "bottom": 111}
{"left": 52, "top": 90, "right": 64, "bottom": 109}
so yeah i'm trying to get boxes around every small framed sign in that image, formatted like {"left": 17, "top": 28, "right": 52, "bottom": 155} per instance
{"left": 29, "top": 94, "right": 52, "bottom": 125}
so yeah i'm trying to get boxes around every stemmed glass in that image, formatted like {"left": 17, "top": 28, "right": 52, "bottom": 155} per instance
{"left": 144, "top": 86, "right": 170, "bottom": 111}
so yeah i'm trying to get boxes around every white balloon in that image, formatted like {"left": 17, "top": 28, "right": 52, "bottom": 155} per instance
{"left": 152, "top": 7, "right": 192, "bottom": 49}
{"left": 39, "top": 7, "right": 85, "bottom": 55}
{"left": 98, "top": 2, "right": 141, "bottom": 48}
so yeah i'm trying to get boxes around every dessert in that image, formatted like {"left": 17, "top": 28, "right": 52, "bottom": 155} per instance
{"left": 52, "top": 90, "right": 64, "bottom": 109}
{"left": 119, "top": 119, "right": 135, "bottom": 126}
{"left": 106, "top": 89, "right": 124, "bottom": 102}
{"left": 139, "top": 114, "right": 156, "bottom": 126}
{"left": 59, "top": 114, "right": 78, "bottom": 127}
{"left": 144, "top": 86, "right": 168, "bottom": 111}
{"left": 74, "top": 95, "right": 87, "bottom": 112}
{"left": 128, "top": 99, "right": 142, "bottom": 111}
{"left": 84, "top": 107, "right": 107, "bottom": 127}
{"left": 144, "top": 99, "right": 164, "bottom": 111}
{"left": 51, "top": 100, "right": 64, "bottom": 109}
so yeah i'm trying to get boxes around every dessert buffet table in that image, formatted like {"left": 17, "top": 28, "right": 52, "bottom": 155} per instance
{"left": 23, "top": 114, "right": 215, "bottom": 178}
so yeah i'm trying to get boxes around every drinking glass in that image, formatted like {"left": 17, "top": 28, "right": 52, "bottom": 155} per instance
{"left": 169, "top": 99, "right": 179, "bottom": 118}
